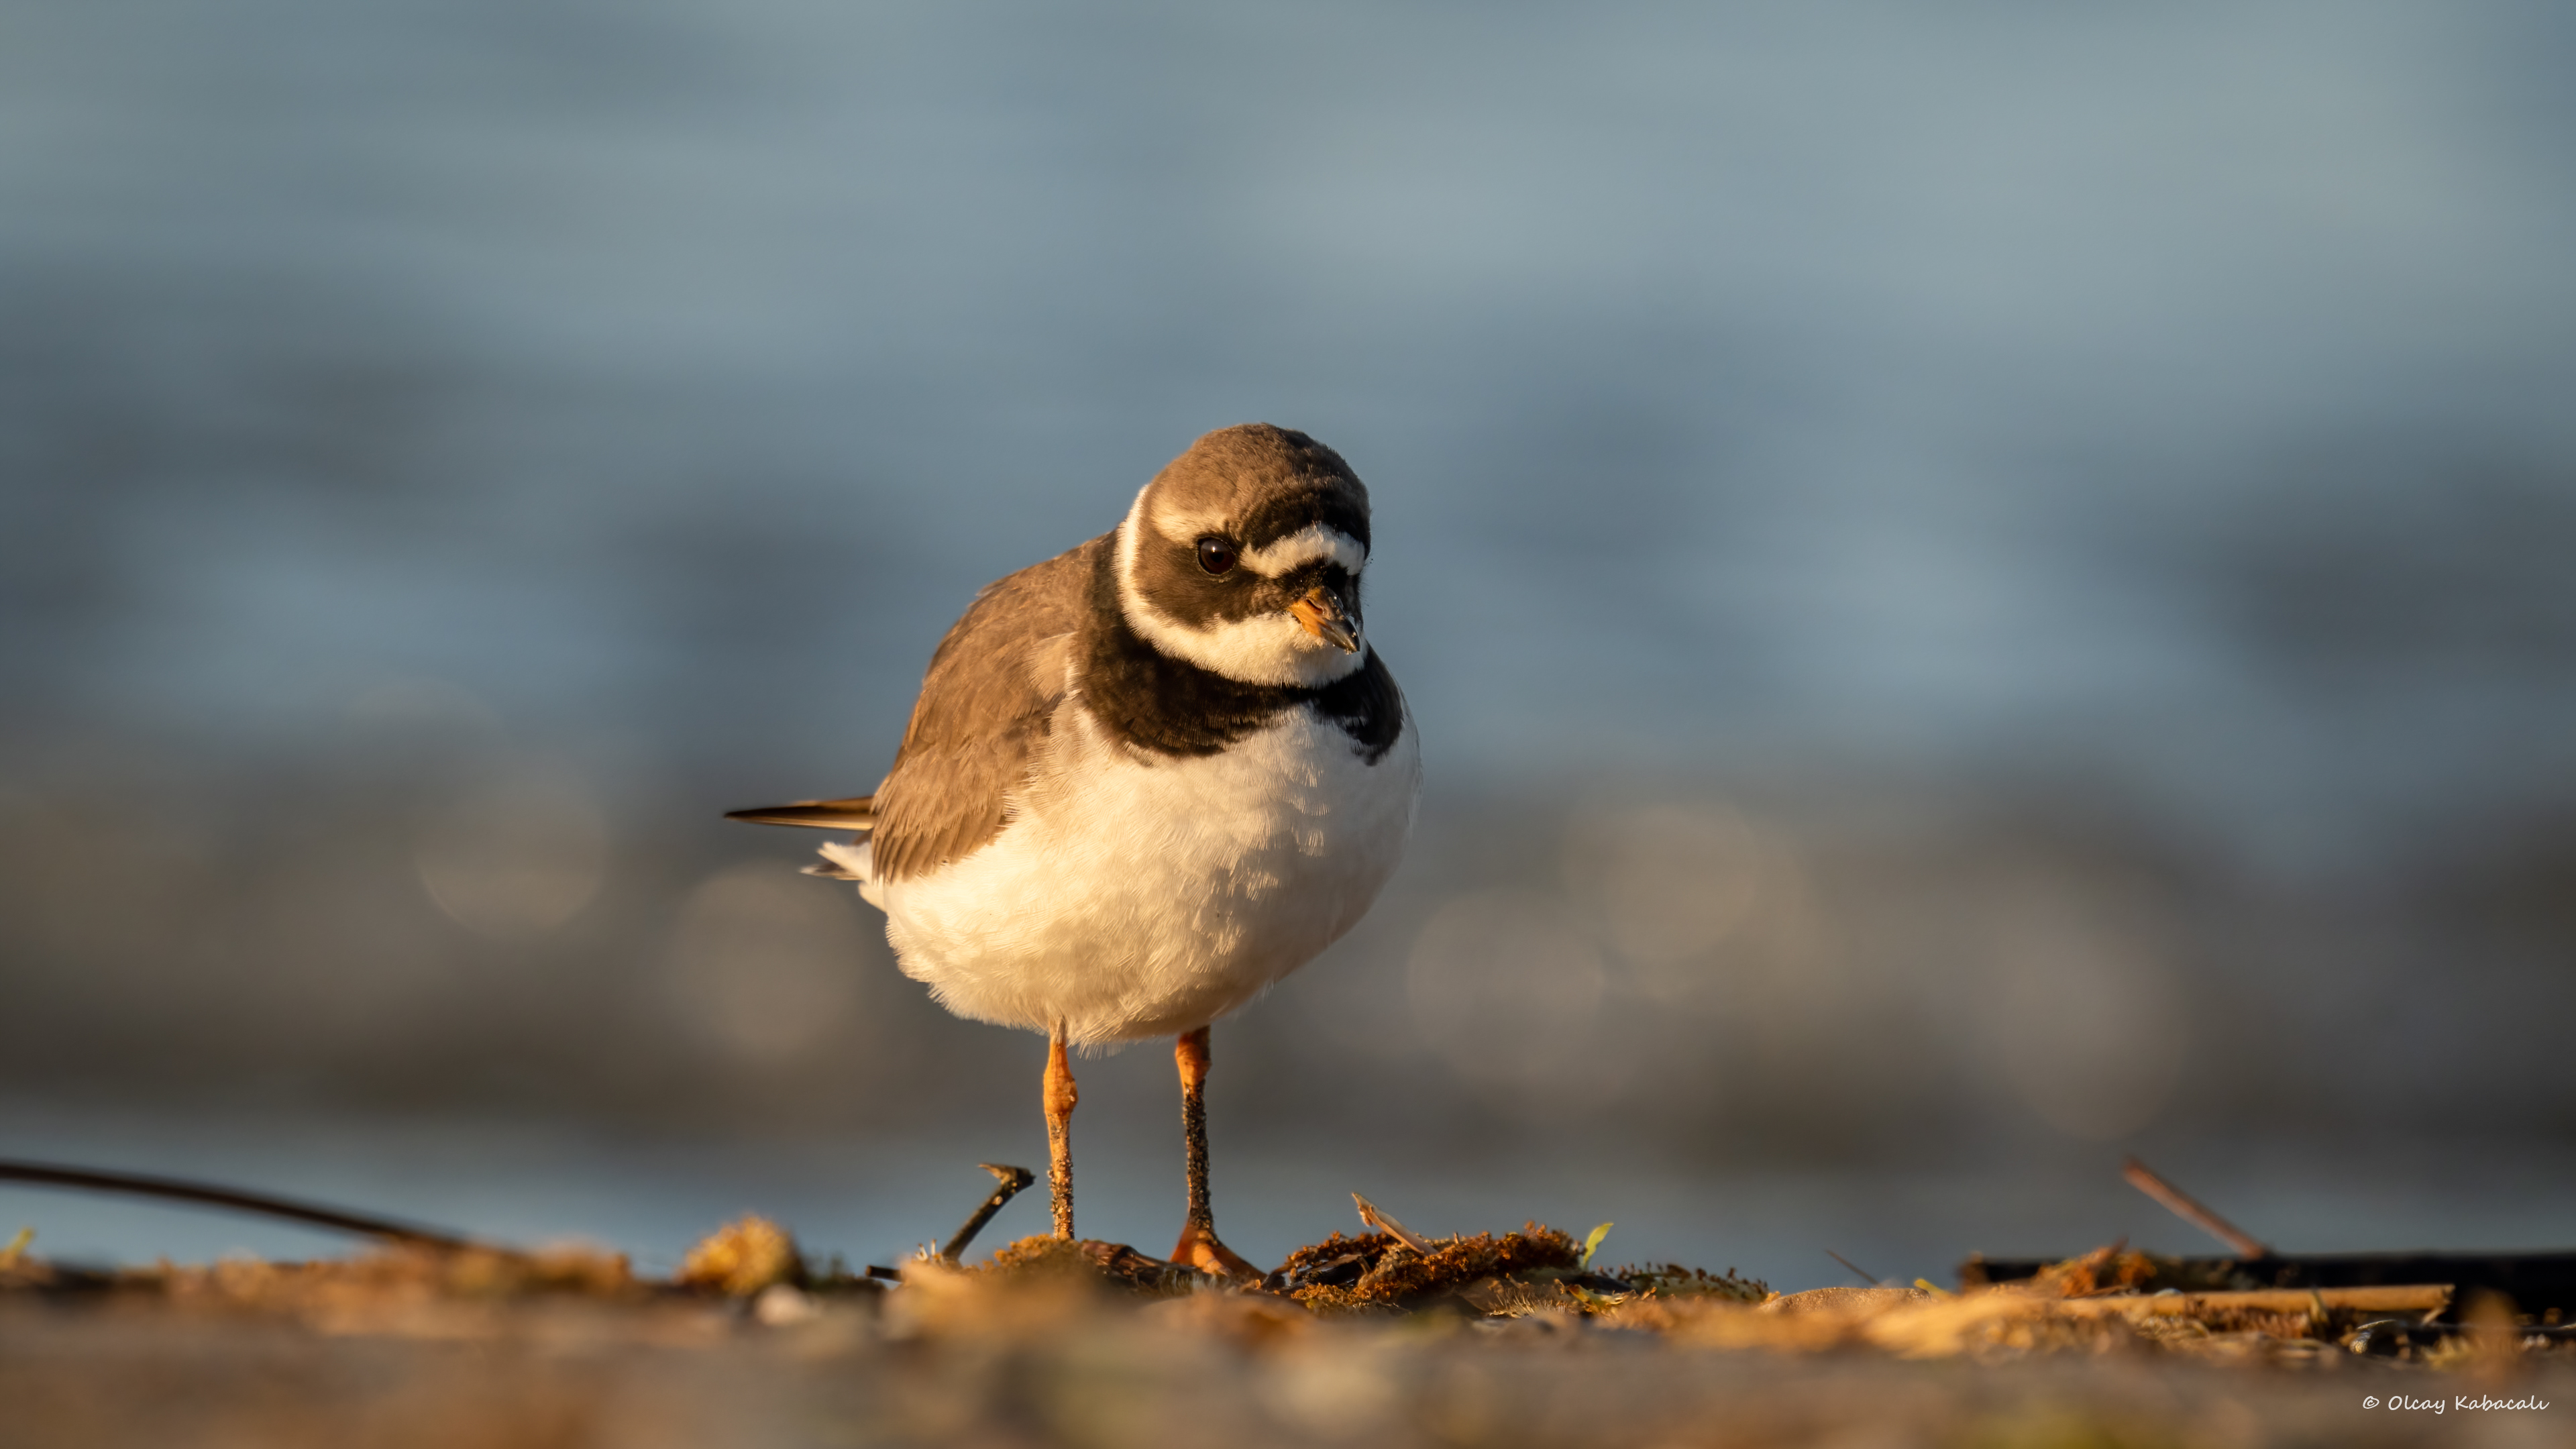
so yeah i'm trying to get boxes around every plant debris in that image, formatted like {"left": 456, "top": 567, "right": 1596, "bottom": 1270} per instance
{"left": 968, "top": 1234, "right": 1201, "bottom": 1296}
{"left": 676, "top": 1216, "right": 803, "bottom": 1297}
{"left": 1273, "top": 1224, "right": 1582, "bottom": 1312}
{"left": 1609, "top": 1262, "right": 1773, "bottom": 1302}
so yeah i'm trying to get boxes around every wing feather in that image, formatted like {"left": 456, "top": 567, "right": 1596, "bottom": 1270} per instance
{"left": 868, "top": 537, "right": 1100, "bottom": 882}
{"left": 724, "top": 797, "right": 879, "bottom": 830}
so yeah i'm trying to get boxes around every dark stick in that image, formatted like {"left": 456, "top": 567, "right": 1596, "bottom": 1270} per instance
{"left": 941, "top": 1163, "right": 1036, "bottom": 1263}
{"left": 1824, "top": 1248, "right": 1882, "bottom": 1286}
{"left": 2121, "top": 1155, "right": 2271, "bottom": 1259}
{"left": 0, "top": 1159, "right": 486, "bottom": 1252}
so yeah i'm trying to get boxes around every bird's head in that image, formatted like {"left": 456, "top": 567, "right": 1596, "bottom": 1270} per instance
{"left": 1115, "top": 423, "right": 1373, "bottom": 688}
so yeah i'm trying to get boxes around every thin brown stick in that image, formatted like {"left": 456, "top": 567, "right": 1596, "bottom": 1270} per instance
{"left": 2045, "top": 1284, "right": 2446, "bottom": 1319}
{"left": 0, "top": 1159, "right": 484, "bottom": 1252}
{"left": 2121, "top": 1155, "right": 2271, "bottom": 1258}
{"left": 1825, "top": 1248, "right": 1882, "bottom": 1285}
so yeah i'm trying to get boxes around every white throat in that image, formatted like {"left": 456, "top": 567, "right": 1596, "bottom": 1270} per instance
{"left": 1114, "top": 486, "right": 1370, "bottom": 688}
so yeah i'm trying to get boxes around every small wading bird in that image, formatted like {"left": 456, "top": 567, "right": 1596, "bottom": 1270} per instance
{"left": 729, "top": 425, "right": 1419, "bottom": 1277}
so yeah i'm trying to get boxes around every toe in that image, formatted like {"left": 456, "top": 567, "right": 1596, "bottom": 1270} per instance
{"left": 1171, "top": 1223, "right": 1263, "bottom": 1283}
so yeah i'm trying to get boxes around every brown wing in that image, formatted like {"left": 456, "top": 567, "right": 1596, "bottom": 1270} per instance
{"left": 867, "top": 535, "right": 1102, "bottom": 882}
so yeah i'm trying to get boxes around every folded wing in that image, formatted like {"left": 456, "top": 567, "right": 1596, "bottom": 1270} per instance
{"left": 847, "top": 537, "right": 1099, "bottom": 884}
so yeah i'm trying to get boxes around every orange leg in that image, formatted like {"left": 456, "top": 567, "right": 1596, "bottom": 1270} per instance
{"left": 1044, "top": 1022, "right": 1077, "bottom": 1240}
{"left": 1169, "top": 1026, "right": 1261, "bottom": 1281}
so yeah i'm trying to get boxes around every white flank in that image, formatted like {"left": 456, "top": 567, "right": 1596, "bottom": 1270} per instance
{"left": 857, "top": 689, "right": 1421, "bottom": 1045}
{"left": 819, "top": 838, "right": 875, "bottom": 896}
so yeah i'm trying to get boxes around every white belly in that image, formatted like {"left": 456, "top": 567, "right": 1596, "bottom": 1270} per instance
{"left": 867, "top": 703, "right": 1419, "bottom": 1045}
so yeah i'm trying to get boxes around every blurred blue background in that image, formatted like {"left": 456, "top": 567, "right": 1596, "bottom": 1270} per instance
{"left": 5, "top": 1, "right": 2574, "bottom": 1287}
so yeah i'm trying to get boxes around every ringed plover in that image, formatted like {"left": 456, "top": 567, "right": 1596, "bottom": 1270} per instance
{"left": 730, "top": 423, "right": 1419, "bottom": 1276}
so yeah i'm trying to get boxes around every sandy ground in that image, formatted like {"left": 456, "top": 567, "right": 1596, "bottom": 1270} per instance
{"left": 5, "top": 1231, "right": 2571, "bottom": 1448}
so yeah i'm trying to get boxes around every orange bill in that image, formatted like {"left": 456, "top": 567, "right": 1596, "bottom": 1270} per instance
{"left": 1287, "top": 585, "right": 1360, "bottom": 653}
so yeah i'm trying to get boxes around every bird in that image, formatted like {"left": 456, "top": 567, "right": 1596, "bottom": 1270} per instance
{"left": 727, "top": 423, "right": 1419, "bottom": 1277}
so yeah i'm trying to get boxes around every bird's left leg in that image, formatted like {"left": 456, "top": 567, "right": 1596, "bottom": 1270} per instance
{"left": 1044, "top": 1020, "right": 1077, "bottom": 1240}
{"left": 1169, "top": 1025, "right": 1261, "bottom": 1281}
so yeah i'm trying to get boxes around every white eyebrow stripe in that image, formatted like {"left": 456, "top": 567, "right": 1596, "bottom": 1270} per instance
{"left": 1241, "top": 523, "right": 1366, "bottom": 578}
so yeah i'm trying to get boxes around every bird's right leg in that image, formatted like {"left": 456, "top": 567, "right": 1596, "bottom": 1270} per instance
{"left": 1043, "top": 1020, "right": 1078, "bottom": 1240}
{"left": 1168, "top": 1025, "right": 1260, "bottom": 1281}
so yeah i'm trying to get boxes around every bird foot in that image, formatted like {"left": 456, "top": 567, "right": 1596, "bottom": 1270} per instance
{"left": 1170, "top": 1222, "right": 1263, "bottom": 1283}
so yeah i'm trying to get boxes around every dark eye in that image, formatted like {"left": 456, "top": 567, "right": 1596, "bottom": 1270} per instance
{"left": 1195, "top": 537, "right": 1239, "bottom": 576}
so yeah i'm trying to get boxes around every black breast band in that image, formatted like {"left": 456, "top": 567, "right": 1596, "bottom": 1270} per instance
{"left": 1079, "top": 546, "right": 1403, "bottom": 763}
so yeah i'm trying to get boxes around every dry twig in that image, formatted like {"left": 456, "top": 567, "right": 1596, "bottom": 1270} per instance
{"left": 0, "top": 1159, "right": 485, "bottom": 1253}
{"left": 2121, "top": 1156, "right": 2271, "bottom": 1259}
{"left": 1350, "top": 1193, "right": 1434, "bottom": 1255}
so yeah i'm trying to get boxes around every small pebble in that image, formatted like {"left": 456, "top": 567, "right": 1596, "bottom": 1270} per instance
{"left": 753, "top": 1284, "right": 820, "bottom": 1326}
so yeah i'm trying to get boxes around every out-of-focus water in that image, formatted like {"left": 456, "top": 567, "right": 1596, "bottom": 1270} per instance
{"left": 5, "top": 2, "right": 2575, "bottom": 1256}
{"left": 8, "top": 1, "right": 2574, "bottom": 853}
